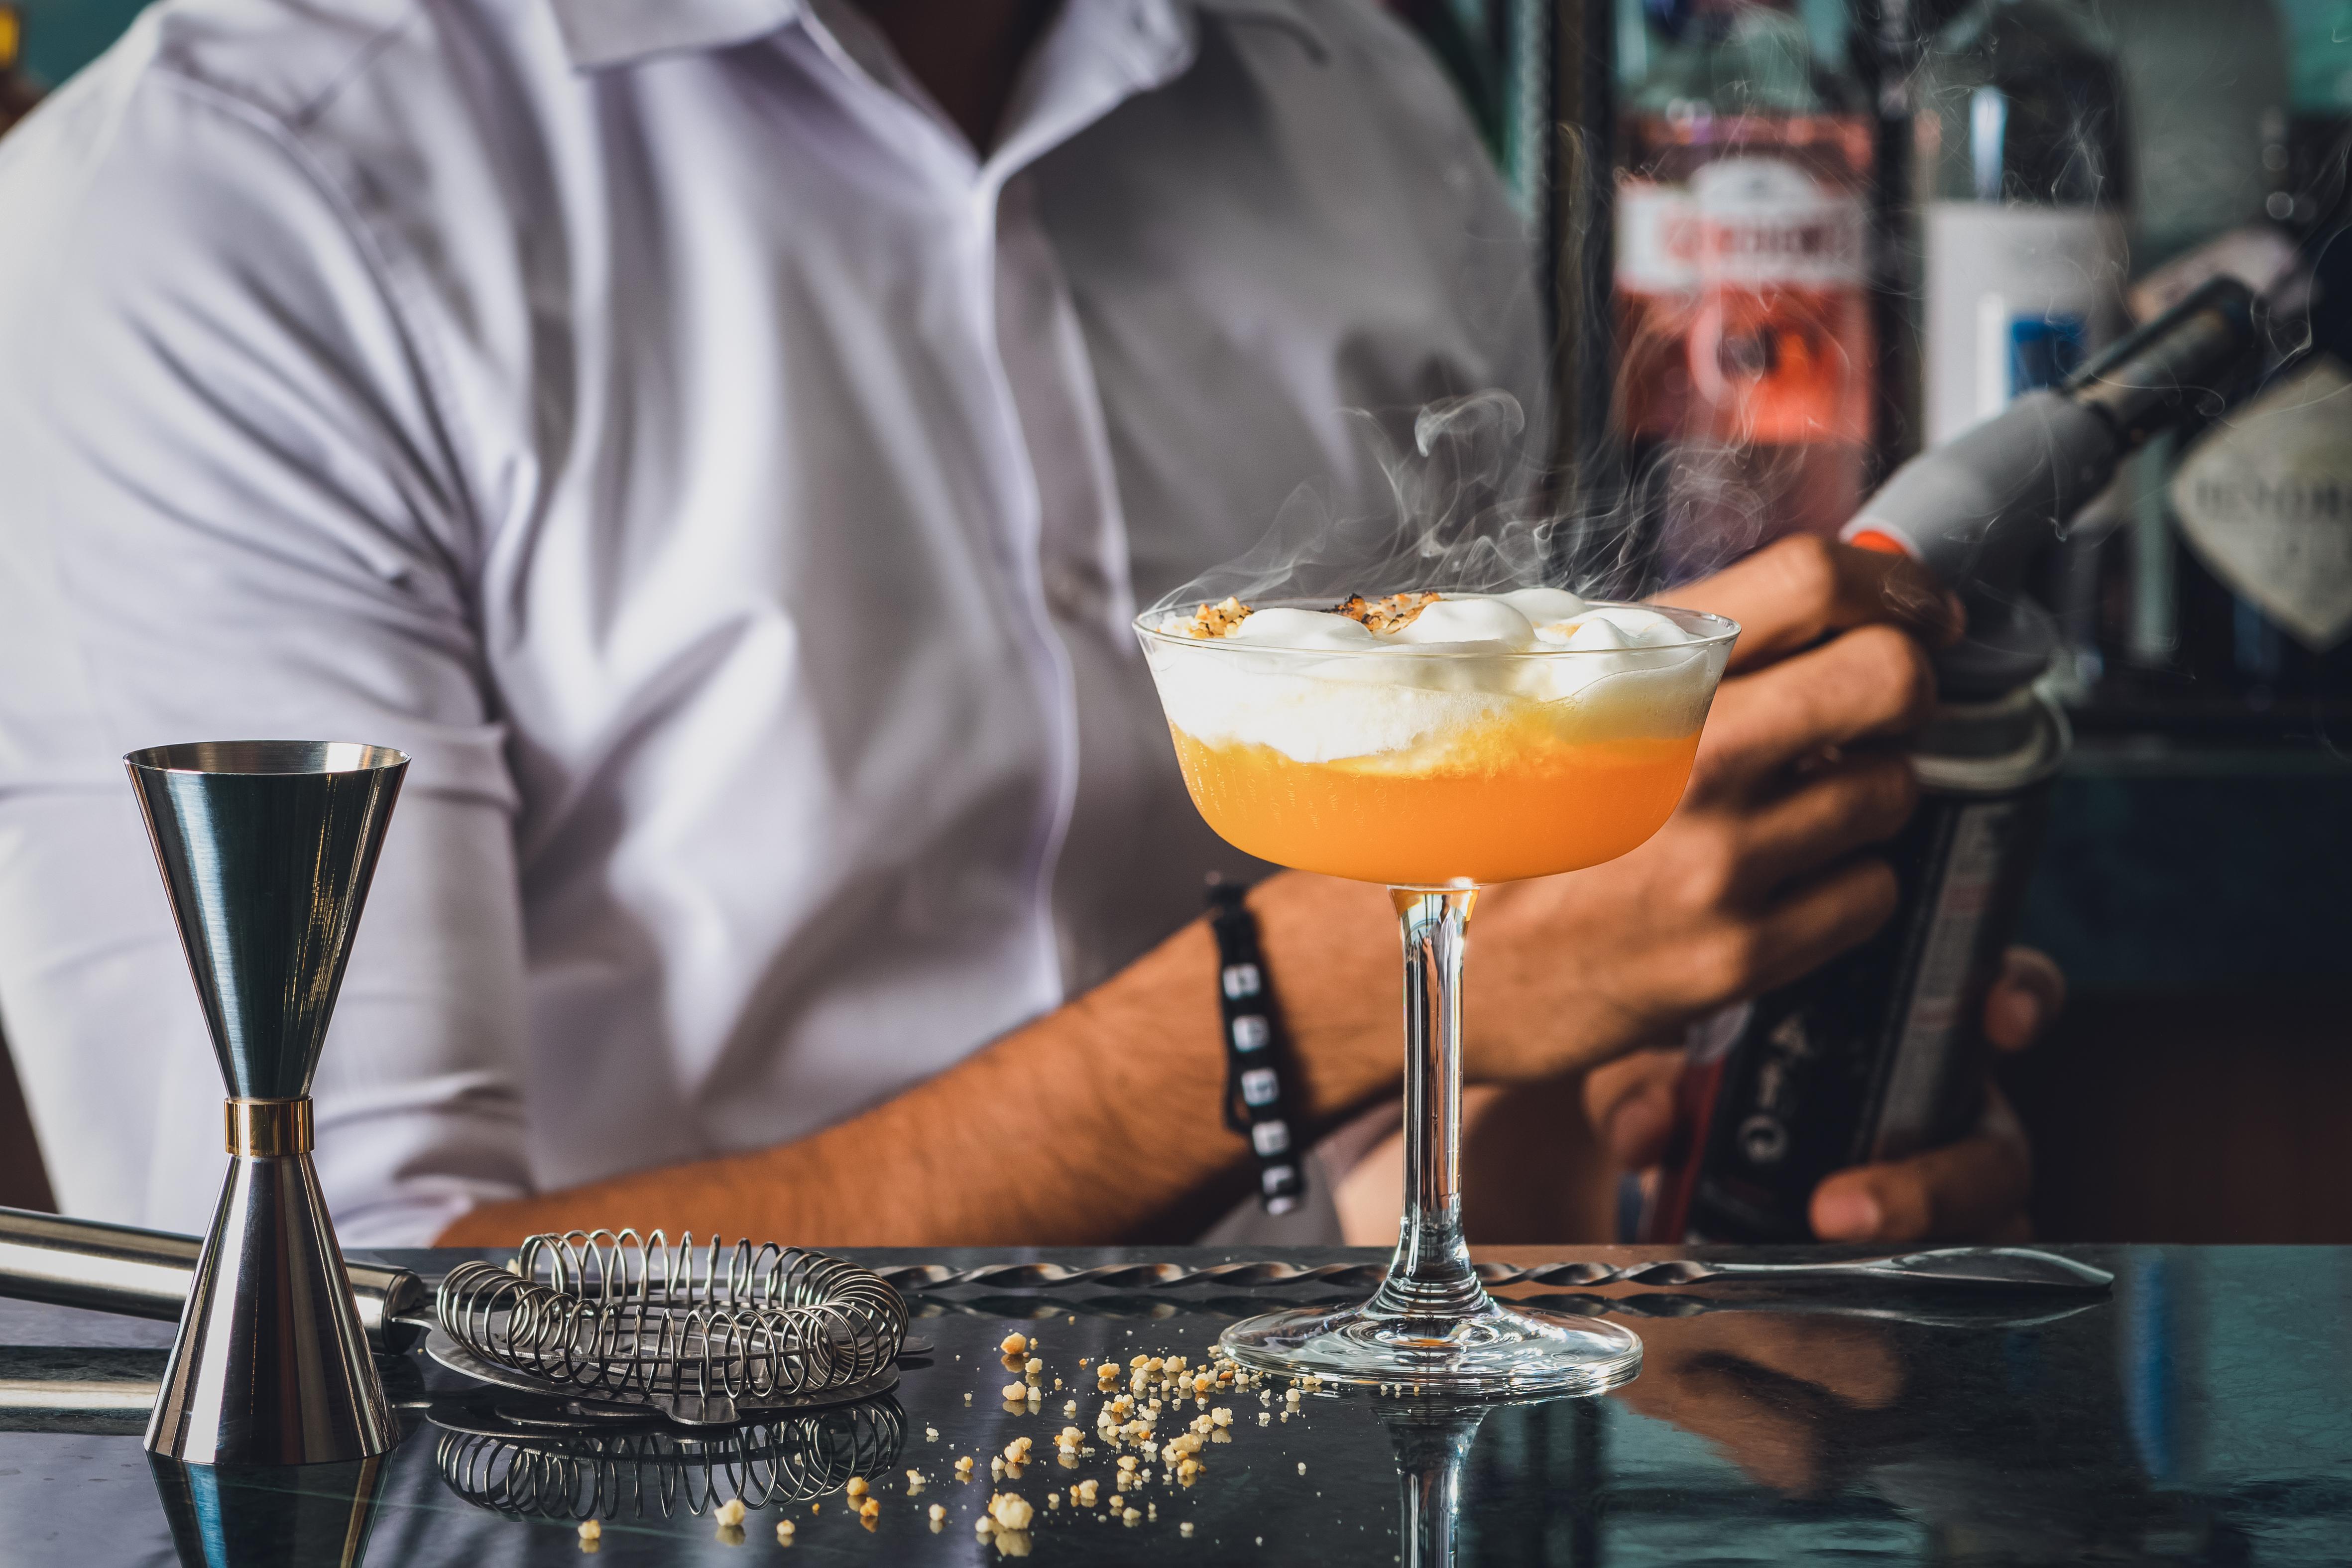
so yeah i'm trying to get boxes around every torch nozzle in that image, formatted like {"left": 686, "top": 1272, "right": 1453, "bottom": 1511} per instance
{"left": 1842, "top": 276, "right": 2261, "bottom": 598}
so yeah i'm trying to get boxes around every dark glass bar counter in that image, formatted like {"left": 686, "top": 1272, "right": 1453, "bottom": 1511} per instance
{"left": 3, "top": 1245, "right": 2347, "bottom": 1565}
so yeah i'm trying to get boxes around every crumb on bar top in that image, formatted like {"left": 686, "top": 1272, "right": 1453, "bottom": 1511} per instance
{"left": 1164, "top": 590, "right": 1443, "bottom": 639}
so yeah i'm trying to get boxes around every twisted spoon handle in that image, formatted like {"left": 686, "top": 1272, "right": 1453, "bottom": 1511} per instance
{"left": 869, "top": 1246, "right": 2110, "bottom": 1294}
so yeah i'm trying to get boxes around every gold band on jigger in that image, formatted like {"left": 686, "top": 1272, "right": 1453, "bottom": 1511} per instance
{"left": 225, "top": 1097, "right": 314, "bottom": 1157}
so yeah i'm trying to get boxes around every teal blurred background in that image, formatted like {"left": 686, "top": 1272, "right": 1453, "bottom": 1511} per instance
{"left": 17, "top": 0, "right": 148, "bottom": 86}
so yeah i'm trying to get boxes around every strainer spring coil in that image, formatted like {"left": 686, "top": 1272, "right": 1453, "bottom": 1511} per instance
{"left": 434, "top": 1400, "right": 905, "bottom": 1522}
{"left": 435, "top": 1230, "right": 905, "bottom": 1411}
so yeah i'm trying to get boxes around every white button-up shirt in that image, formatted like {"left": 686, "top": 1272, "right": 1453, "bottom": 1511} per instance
{"left": 0, "top": 0, "right": 1539, "bottom": 1242}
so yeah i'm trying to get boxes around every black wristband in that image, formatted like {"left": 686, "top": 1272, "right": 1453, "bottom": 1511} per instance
{"left": 1206, "top": 879, "right": 1306, "bottom": 1214}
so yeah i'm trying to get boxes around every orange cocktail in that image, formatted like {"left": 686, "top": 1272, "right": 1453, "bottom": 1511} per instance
{"left": 1142, "top": 592, "right": 1732, "bottom": 888}
{"left": 1169, "top": 722, "right": 1701, "bottom": 886}
{"left": 1136, "top": 590, "right": 1737, "bottom": 1398}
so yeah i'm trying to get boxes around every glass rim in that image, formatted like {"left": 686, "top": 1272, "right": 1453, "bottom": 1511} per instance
{"left": 1131, "top": 598, "right": 1740, "bottom": 659}
{"left": 123, "top": 740, "right": 410, "bottom": 776}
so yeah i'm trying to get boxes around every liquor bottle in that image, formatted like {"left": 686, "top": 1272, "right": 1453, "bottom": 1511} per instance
{"left": 1901, "top": 0, "right": 2130, "bottom": 694}
{"left": 0, "top": 5, "right": 39, "bottom": 136}
{"left": 1614, "top": 0, "right": 1876, "bottom": 582}
{"left": 2148, "top": 1, "right": 2352, "bottom": 706}
{"left": 2157, "top": 238, "right": 2352, "bottom": 703}
{"left": 1907, "top": 0, "right": 2129, "bottom": 448}
{"left": 2089, "top": 1, "right": 2352, "bottom": 717}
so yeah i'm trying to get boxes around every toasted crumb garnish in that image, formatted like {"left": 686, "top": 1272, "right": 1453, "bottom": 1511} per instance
{"left": 1332, "top": 590, "right": 1441, "bottom": 633}
{"left": 1164, "top": 596, "right": 1253, "bottom": 639}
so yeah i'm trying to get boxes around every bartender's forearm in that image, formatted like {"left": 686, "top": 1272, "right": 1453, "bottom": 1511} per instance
{"left": 436, "top": 873, "right": 1401, "bottom": 1248}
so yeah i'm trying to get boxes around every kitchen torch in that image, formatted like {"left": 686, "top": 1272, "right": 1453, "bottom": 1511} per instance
{"left": 1644, "top": 276, "right": 2261, "bottom": 1243}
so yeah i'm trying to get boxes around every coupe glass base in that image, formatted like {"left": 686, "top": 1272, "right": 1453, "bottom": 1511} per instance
{"left": 1219, "top": 1298, "right": 1641, "bottom": 1397}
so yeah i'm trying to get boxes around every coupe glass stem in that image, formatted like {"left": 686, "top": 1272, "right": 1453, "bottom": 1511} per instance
{"left": 1390, "top": 1409, "right": 1481, "bottom": 1568}
{"left": 1372, "top": 887, "right": 1490, "bottom": 1327}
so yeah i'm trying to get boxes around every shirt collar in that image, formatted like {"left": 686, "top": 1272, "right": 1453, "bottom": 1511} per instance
{"left": 545, "top": 0, "right": 1327, "bottom": 72}
{"left": 1195, "top": 0, "right": 1329, "bottom": 62}
{"left": 547, "top": 0, "right": 800, "bottom": 69}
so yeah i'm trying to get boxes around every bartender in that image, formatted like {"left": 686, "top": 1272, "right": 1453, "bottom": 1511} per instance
{"left": 0, "top": 0, "right": 2055, "bottom": 1249}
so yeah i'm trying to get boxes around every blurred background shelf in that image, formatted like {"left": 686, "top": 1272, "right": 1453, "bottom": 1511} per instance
{"left": 2023, "top": 737, "right": 2352, "bottom": 995}
{"left": 2006, "top": 735, "right": 2351, "bottom": 1242}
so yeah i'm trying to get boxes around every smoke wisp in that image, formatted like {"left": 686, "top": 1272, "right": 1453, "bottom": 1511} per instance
{"left": 1151, "top": 389, "right": 1691, "bottom": 618}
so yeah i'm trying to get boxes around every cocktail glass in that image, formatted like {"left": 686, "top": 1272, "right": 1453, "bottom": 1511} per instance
{"left": 1136, "top": 600, "right": 1737, "bottom": 1395}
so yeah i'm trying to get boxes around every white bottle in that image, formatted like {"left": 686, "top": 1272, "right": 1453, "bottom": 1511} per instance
{"left": 1912, "top": 0, "right": 2130, "bottom": 449}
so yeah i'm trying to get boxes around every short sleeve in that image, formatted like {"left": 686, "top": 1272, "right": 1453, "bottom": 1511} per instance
{"left": 0, "top": 56, "right": 531, "bottom": 1242}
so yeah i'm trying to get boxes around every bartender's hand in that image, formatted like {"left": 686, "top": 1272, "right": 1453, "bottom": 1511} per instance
{"left": 1586, "top": 947, "right": 2065, "bottom": 1241}
{"left": 1607, "top": 1311, "right": 1903, "bottom": 1497}
{"left": 1460, "top": 537, "right": 1965, "bottom": 1083}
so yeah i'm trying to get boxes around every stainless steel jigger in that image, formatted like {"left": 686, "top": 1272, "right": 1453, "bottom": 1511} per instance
{"left": 126, "top": 740, "right": 408, "bottom": 1466}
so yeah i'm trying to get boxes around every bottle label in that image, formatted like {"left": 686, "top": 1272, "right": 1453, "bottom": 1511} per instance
{"left": 1922, "top": 205, "right": 2128, "bottom": 446}
{"left": 2170, "top": 356, "right": 2352, "bottom": 651}
{"left": 1617, "top": 162, "right": 1865, "bottom": 295}
{"left": 1615, "top": 156, "right": 1873, "bottom": 536}
{"left": 1689, "top": 158, "right": 1865, "bottom": 290}
{"left": 1616, "top": 180, "right": 1700, "bottom": 296}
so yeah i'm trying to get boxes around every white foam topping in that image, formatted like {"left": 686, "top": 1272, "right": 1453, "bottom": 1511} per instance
{"left": 1144, "top": 593, "right": 1728, "bottom": 764}
{"left": 1227, "top": 607, "right": 1380, "bottom": 649}
{"left": 1385, "top": 597, "right": 1537, "bottom": 647}
{"left": 1497, "top": 587, "right": 1591, "bottom": 625}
